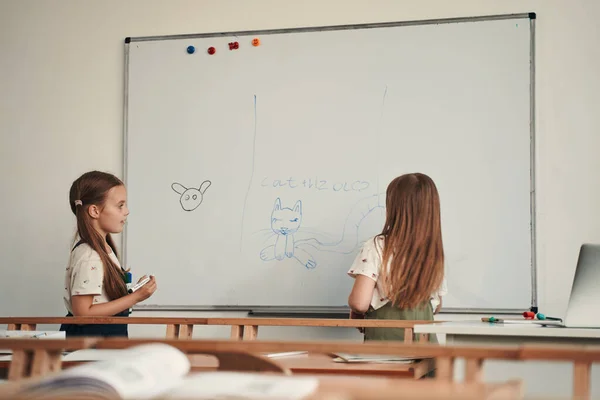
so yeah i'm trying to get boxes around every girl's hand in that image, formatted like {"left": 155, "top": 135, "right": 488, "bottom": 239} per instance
{"left": 434, "top": 298, "right": 443, "bottom": 314}
{"left": 133, "top": 275, "right": 157, "bottom": 302}
{"left": 350, "top": 310, "right": 365, "bottom": 333}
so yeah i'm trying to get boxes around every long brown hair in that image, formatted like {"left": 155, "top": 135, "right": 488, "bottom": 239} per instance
{"left": 377, "top": 173, "right": 444, "bottom": 309}
{"left": 69, "top": 171, "right": 127, "bottom": 300}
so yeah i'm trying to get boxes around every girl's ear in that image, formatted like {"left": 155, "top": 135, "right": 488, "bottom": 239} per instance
{"left": 87, "top": 204, "right": 101, "bottom": 219}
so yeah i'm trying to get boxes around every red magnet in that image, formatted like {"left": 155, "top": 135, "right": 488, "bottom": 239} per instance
{"left": 252, "top": 38, "right": 260, "bottom": 47}
{"left": 228, "top": 41, "right": 239, "bottom": 50}
{"left": 207, "top": 46, "right": 216, "bottom": 55}
{"left": 523, "top": 311, "right": 535, "bottom": 320}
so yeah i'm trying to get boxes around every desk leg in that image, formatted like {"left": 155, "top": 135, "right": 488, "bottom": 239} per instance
{"left": 166, "top": 324, "right": 180, "bottom": 339}
{"left": 243, "top": 325, "right": 258, "bottom": 340}
{"left": 573, "top": 362, "right": 591, "bottom": 400}
{"left": 436, "top": 357, "right": 454, "bottom": 382}
{"left": 8, "top": 350, "right": 31, "bottom": 381}
{"left": 178, "top": 324, "right": 194, "bottom": 339}
{"left": 465, "top": 358, "right": 484, "bottom": 382}
{"left": 404, "top": 328, "right": 413, "bottom": 343}
{"left": 48, "top": 351, "right": 63, "bottom": 374}
{"left": 230, "top": 325, "right": 244, "bottom": 340}
{"left": 31, "top": 350, "right": 51, "bottom": 377}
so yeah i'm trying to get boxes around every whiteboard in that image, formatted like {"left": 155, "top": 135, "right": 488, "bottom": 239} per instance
{"left": 124, "top": 14, "right": 536, "bottom": 312}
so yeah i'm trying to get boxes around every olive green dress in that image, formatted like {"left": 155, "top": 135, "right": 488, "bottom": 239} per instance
{"left": 364, "top": 301, "right": 438, "bottom": 378}
{"left": 363, "top": 301, "right": 438, "bottom": 344}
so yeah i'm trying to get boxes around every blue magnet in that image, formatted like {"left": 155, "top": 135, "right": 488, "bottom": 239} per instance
{"left": 186, "top": 46, "right": 195, "bottom": 54}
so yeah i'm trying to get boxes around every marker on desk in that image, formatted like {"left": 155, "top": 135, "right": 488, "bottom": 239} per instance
{"left": 536, "top": 313, "right": 562, "bottom": 322}
{"left": 482, "top": 317, "right": 501, "bottom": 323}
{"left": 128, "top": 275, "right": 151, "bottom": 294}
{"left": 482, "top": 317, "right": 522, "bottom": 323}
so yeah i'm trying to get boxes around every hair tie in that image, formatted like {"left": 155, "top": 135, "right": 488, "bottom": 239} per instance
{"left": 74, "top": 200, "right": 83, "bottom": 206}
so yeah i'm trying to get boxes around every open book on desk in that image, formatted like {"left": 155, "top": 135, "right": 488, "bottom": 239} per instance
{"left": 11, "top": 343, "right": 318, "bottom": 400}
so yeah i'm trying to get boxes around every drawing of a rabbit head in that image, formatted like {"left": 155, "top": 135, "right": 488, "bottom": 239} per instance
{"left": 171, "top": 180, "right": 211, "bottom": 211}
{"left": 270, "top": 198, "right": 302, "bottom": 236}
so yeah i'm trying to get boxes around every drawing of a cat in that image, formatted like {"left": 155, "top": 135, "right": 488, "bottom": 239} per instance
{"left": 260, "top": 198, "right": 316, "bottom": 269}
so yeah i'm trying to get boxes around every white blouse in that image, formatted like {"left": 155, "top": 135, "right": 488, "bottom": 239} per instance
{"left": 63, "top": 242, "right": 121, "bottom": 313}
{"left": 348, "top": 236, "right": 448, "bottom": 311}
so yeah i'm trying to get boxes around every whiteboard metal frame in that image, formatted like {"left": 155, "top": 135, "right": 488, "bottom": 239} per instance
{"left": 123, "top": 12, "right": 537, "bottom": 315}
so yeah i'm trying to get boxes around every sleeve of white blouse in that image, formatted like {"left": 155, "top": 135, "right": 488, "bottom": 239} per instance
{"left": 347, "top": 240, "right": 380, "bottom": 282}
{"left": 70, "top": 258, "right": 104, "bottom": 297}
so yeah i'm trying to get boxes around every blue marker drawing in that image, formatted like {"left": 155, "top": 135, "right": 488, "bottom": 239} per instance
{"left": 376, "top": 86, "right": 388, "bottom": 197}
{"left": 258, "top": 193, "right": 385, "bottom": 269}
{"left": 240, "top": 94, "right": 258, "bottom": 250}
{"left": 259, "top": 198, "right": 317, "bottom": 269}
{"left": 171, "top": 180, "right": 211, "bottom": 211}
{"left": 297, "top": 193, "right": 385, "bottom": 254}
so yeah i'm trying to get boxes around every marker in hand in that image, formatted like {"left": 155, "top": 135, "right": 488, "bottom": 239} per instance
{"left": 128, "top": 275, "right": 152, "bottom": 293}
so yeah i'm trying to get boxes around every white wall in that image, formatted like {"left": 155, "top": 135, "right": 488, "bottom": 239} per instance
{"left": 3, "top": 0, "right": 599, "bottom": 317}
{"left": 1, "top": 0, "right": 600, "bottom": 391}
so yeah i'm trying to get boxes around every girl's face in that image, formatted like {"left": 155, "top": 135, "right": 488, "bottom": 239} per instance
{"left": 96, "top": 185, "right": 129, "bottom": 235}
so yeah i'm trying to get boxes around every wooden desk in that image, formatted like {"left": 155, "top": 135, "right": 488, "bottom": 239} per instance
{"left": 310, "top": 375, "right": 523, "bottom": 400}
{"left": 186, "top": 352, "right": 433, "bottom": 378}
{"left": 413, "top": 321, "right": 600, "bottom": 346}
{"left": 0, "top": 351, "right": 432, "bottom": 379}
{"left": 414, "top": 321, "right": 600, "bottom": 399}
{"left": 0, "top": 371, "right": 523, "bottom": 400}
{"left": 0, "top": 317, "right": 435, "bottom": 341}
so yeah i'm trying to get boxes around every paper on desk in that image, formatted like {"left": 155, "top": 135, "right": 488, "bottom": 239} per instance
{"left": 263, "top": 351, "right": 308, "bottom": 358}
{"left": 161, "top": 372, "right": 318, "bottom": 400}
{"left": 331, "top": 353, "right": 423, "bottom": 364}
{"left": 0, "top": 330, "right": 65, "bottom": 339}
{"left": 0, "top": 330, "right": 65, "bottom": 354}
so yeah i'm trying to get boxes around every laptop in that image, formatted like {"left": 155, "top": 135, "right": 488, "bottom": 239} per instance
{"left": 562, "top": 243, "right": 600, "bottom": 328}
{"left": 521, "top": 244, "right": 600, "bottom": 328}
